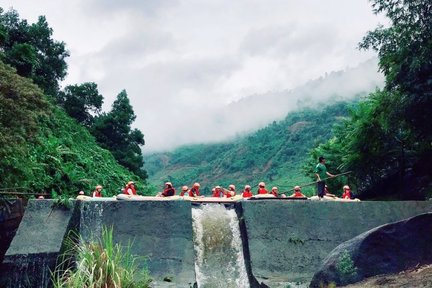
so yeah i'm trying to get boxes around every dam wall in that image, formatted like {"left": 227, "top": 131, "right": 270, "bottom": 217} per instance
{"left": 1, "top": 199, "right": 431, "bottom": 287}
{"left": 242, "top": 200, "right": 432, "bottom": 286}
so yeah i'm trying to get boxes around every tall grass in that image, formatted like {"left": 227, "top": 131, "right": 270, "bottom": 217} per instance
{"left": 52, "top": 227, "right": 151, "bottom": 287}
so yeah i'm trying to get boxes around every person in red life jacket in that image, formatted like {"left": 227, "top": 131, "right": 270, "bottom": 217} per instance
{"left": 159, "top": 182, "right": 176, "bottom": 197}
{"left": 342, "top": 185, "right": 352, "bottom": 199}
{"left": 212, "top": 186, "right": 224, "bottom": 197}
{"left": 270, "top": 186, "right": 279, "bottom": 197}
{"left": 124, "top": 181, "right": 137, "bottom": 195}
{"left": 189, "top": 182, "right": 201, "bottom": 197}
{"left": 92, "top": 185, "right": 103, "bottom": 197}
{"left": 180, "top": 186, "right": 189, "bottom": 196}
{"left": 242, "top": 185, "right": 253, "bottom": 198}
{"left": 290, "top": 186, "right": 306, "bottom": 198}
{"left": 257, "top": 182, "right": 268, "bottom": 194}
{"left": 224, "top": 184, "right": 236, "bottom": 197}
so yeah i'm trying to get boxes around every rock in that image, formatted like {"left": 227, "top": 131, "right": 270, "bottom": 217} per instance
{"left": 309, "top": 213, "right": 432, "bottom": 287}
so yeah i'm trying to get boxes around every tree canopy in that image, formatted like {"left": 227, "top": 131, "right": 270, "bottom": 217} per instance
{"left": 57, "top": 82, "right": 104, "bottom": 127}
{"left": 310, "top": 0, "right": 432, "bottom": 199}
{"left": 0, "top": 8, "right": 69, "bottom": 97}
{"left": 92, "top": 90, "right": 147, "bottom": 180}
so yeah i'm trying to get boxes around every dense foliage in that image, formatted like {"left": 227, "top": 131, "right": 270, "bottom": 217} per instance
{"left": 0, "top": 8, "right": 69, "bottom": 97}
{"left": 0, "top": 7, "right": 148, "bottom": 190}
{"left": 0, "top": 60, "right": 149, "bottom": 197}
{"left": 57, "top": 82, "right": 103, "bottom": 127}
{"left": 91, "top": 90, "right": 147, "bottom": 179}
{"left": 146, "top": 102, "right": 353, "bottom": 196}
{"left": 310, "top": 0, "right": 432, "bottom": 199}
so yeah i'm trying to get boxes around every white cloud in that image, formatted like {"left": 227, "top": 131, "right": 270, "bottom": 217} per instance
{"left": 0, "top": 0, "right": 387, "bottom": 152}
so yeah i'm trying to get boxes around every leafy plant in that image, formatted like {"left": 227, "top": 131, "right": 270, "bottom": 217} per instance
{"left": 336, "top": 250, "right": 357, "bottom": 277}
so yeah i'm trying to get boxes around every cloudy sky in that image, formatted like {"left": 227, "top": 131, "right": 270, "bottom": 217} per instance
{"left": 1, "top": 0, "right": 386, "bottom": 152}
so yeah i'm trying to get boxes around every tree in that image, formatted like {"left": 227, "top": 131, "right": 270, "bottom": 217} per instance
{"left": 91, "top": 90, "right": 147, "bottom": 180}
{"left": 309, "top": 0, "right": 432, "bottom": 199}
{"left": 0, "top": 8, "right": 69, "bottom": 96}
{"left": 58, "top": 82, "right": 103, "bottom": 127}
{"left": 360, "top": 0, "right": 432, "bottom": 144}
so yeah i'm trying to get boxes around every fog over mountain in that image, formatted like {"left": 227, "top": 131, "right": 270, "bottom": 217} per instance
{"left": 2, "top": 1, "right": 386, "bottom": 153}
{"left": 147, "top": 58, "right": 384, "bottom": 153}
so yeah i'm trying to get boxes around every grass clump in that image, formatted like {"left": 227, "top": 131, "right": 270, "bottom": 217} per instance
{"left": 53, "top": 226, "right": 151, "bottom": 287}
{"left": 336, "top": 250, "right": 358, "bottom": 277}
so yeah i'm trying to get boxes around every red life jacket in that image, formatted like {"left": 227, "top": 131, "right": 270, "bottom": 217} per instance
{"left": 93, "top": 191, "right": 102, "bottom": 197}
{"left": 257, "top": 188, "right": 268, "bottom": 194}
{"left": 190, "top": 187, "right": 200, "bottom": 197}
{"left": 242, "top": 190, "right": 253, "bottom": 198}
{"left": 212, "top": 189, "right": 223, "bottom": 197}
{"left": 225, "top": 190, "right": 236, "bottom": 197}
{"left": 162, "top": 188, "right": 175, "bottom": 197}
{"left": 180, "top": 190, "right": 189, "bottom": 196}
{"left": 293, "top": 191, "right": 305, "bottom": 198}
{"left": 271, "top": 190, "right": 278, "bottom": 197}
{"left": 342, "top": 191, "right": 352, "bottom": 199}
{"left": 124, "top": 185, "right": 137, "bottom": 195}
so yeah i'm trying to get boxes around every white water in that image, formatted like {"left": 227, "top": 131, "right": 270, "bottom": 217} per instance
{"left": 192, "top": 204, "right": 250, "bottom": 288}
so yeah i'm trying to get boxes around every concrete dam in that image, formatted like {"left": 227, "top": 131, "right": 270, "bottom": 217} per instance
{"left": 1, "top": 199, "right": 432, "bottom": 287}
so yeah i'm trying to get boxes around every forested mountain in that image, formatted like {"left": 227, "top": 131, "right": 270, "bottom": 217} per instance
{"left": 0, "top": 7, "right": 147, "bottom": 183}
{"left": 145, "top": 101, "right": 354, "bottom": 196}
{"left": 147, "top": 1, "right": 432, "bottom": 200}
{"left": 0, "top": 60, "right": 148, "bottom": 197}
{"left": 0, "top": 7, "right": 148, "bottom": 196}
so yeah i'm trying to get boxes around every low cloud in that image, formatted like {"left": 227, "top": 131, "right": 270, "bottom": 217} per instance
{"left": 2, "top": 0, "right": 387, "bottom": 152}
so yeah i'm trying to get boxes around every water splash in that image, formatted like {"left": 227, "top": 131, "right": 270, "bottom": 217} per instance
{"left": 192, "top": 204, "right": 249, "bottom": 288}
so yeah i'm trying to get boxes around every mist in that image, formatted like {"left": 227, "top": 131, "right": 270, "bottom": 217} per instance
{"left": 2, "top": 0, "right": 387, "bottom": 153}
{"left": 143, "top": 58, "right": 384, "bottom": 153}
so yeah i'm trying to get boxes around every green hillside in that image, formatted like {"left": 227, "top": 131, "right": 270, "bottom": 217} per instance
{"left": 145, "top": 101, "right": 353, "bottom": 196}
{"left": 0, "top": 60, "right": 147, "bottom": 197}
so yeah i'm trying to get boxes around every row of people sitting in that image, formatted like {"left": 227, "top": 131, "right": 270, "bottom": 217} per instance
{"left": 86, "top": 181, "right": 353, "bottom": 200}
{"left": 157, "top": 181, "right": 308, "bottom": 198}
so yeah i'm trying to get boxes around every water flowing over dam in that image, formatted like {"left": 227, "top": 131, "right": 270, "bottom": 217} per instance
{"left": 192, "top": 204, "right": 249, "bottom": 288}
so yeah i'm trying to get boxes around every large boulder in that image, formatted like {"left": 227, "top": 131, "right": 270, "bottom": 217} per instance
{"left": 310, "top": 213, "right": 432, "bottom": 287}
{"left": 242, "top": 201, "right": 432, "bottom": 286}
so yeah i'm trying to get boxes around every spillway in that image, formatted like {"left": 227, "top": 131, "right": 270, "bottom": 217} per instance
{"left": 192, "top": 204, "right": 249, "bottom": 288}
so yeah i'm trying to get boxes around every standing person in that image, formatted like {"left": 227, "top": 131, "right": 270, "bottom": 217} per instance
{"left": 180, "top": 186, "right": 189, "bottom": 196}
{"left": 92, "top": 185, "right": 103, "bottom": 197}
{"left": 242, "top": 185, "right": 253, "bottom": 198}
{"left": 124, "top": 181, "right": 137, "bottom": 195}
{"left": 314, "top": 156, "right": 335, "bottom": 199}
{"left": 257, "top": 182, "right": 268, "bottom": 194}
{"left": 189, "top": 182, "right": 201, "bottom": 197}
{"left": 158, "top": 182, "right": 176, "bottom": 197}
{"left": 270, "top": 187, "right": 279, "bottom": 197}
